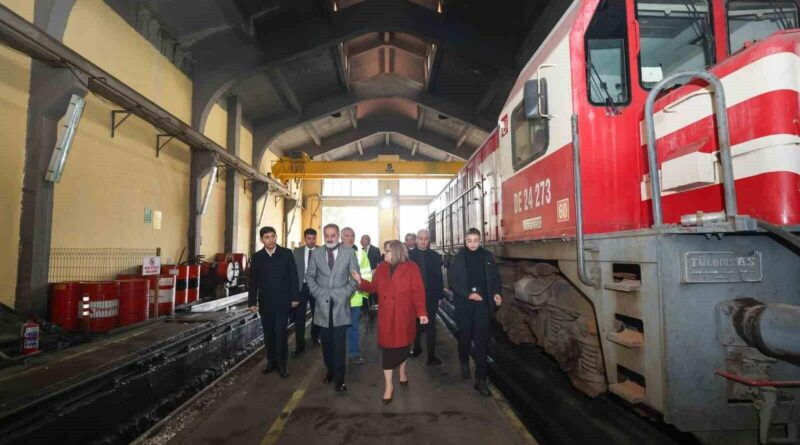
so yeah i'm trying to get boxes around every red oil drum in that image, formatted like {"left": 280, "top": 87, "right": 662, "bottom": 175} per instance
{"left": 232, "top": 253, "right": 247, "bottom": 270}
{"left": 162, "top": 265, "right": 188, "bottom": 306}
{"left": 118, "top": 274, "right": 158, "bottom": 317}
{"left": 80, "top": 281, "right": 120, "bottom": 333}
{"left": 156, "top": 274, "right": 176, "bottom": 316}
{"left": 49, "top": 281, "right": 82, "bottom": 332}
{"left": 117, "top": 278, "right": 149, "bottom": 326}
{"left": 186, "top": 264, "right": 201, "bottom": 303}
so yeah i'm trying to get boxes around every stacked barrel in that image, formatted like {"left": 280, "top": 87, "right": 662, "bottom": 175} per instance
{"left": 161, "top": 265, "right": 189, "bottom": 306}
{"left": 48, "top": 271, "right": 172, "bottom": 333}
{"left": 49, "top": 282, "right": 83, "bottom": 332}
{"left": 116, "top": 278, "right": 149, "bottom": 326}
{"left": 78, "top": 281, "right": 120, "bottom": 332}
{"left": 186, "top": 264, "right": 201, "bottom": 303}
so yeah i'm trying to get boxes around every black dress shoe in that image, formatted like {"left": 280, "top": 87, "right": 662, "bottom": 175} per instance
{"left": 460, "top": 362, "right": 471, "bottom": 380}
{"left": 292, "top": 347, "right": 305, "bottom": 357}
{"left": 262, "top": 363, "right": 276, "bottom": 374}
{"left": 399, "top": 379, "right": 408, "bottom": 387}
{"left": 382, "top": 388, "right": 394, "bottom": 405}
{"left": 474, "top": 379, "right": 491, "bottom": 397}
{"left": 335, "top": 383, "right": 347, "bottom": 392}
{"left": 426, "top": 357, "right": 443, "bottom": 367}
{"left": 409, "top": 347, "right": 423, "bottom": 358}
{"left": 322, "top": 373, "right": 334, "bottom": 384}
{"left": 278, "top": 368, "right": 290, "bottom": 379}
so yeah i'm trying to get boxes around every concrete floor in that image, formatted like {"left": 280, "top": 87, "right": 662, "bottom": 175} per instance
{"left": 168, "top": 313, "right": 538, "bottom": 445}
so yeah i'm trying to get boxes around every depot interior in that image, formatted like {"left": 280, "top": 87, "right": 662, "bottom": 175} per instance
{"left": 0, "top": 1, "right": 799, "bottom": 445}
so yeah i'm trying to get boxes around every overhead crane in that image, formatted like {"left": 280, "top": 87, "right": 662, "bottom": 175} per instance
{"left": 270, "top": 155, "right": 463, "bottom": 181}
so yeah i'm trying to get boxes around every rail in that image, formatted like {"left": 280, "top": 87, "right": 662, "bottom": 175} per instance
{"left": 644, "top": 70, "right": 737, "bottom": 227}
{"left": 571, "top": 115, "right": 598, "bottom": 288}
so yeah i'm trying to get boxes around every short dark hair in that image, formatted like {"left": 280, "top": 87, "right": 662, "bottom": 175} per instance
{"left": 405, "top": 233, "right": 417, "bottom": 239}
{"left": 303, "top": 228, "right": 317, "bottom": 237}
{"left": 260, "top": 226, "right": 276, "bottom": 237}
{"left": 323, "top": 223, "right": 340, "bottom": 233}
{"left": 466, "top": 228, "right": 481, "bottom": 237}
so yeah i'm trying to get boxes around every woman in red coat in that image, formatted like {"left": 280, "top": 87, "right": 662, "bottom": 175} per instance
{"left": 352, "top": 240, "right": 428, "bottom": 404}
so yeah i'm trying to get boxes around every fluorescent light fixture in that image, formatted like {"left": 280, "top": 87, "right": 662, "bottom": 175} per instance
{"left": 45, "top": 94, "right": 85, "bottom": 183}
{"left": 199, "top": 165, "right": 219, "bottom": 215}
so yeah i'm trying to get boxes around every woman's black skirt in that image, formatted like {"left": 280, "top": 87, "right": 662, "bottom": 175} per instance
{"left": 382, "top": 345, "right": 410, "bottom": 370}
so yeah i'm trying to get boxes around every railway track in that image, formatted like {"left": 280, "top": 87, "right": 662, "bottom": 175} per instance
{"left": 438, "top": 297, "right": 698, "bottom": 445}
{"left": 0, "top": 307, "right": 265, "bottom": 445}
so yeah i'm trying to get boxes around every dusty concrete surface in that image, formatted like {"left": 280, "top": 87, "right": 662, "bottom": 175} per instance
{"left": 163, "top": 316, "right": 537, "bottom": 445}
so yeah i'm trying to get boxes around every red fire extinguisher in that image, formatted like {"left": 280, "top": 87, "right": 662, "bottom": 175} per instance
{"left": 21, "top": 321, "right": 40, "bottom": 355}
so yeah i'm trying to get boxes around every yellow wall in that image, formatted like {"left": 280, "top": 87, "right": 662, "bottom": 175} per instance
{"left": 256, "top": 150, "right": 286, "bottom": 249}
{"left": 198, "top": 103, "right": 228, "bottom": 258}
{"left": 66, "top": 0, "right": 191, "bottom": 121}
{"left": 51, "top": 0, "right": 193, "bottom": 265}
{"left": 199, "top": 173, "right": 226, "bottom": 258}
{"left": 0, "top": 0, "right": 33, "bottom": 306}
{"left": 240, "top": 124, "right": 253, "bottom": 166}
{"left": 301, "top": 180, "right": 323, "bottom": 237}
{"left": 204, "top": 103, "right": 227, "bottom": 148}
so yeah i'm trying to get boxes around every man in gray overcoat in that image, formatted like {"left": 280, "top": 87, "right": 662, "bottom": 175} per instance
{"left": 306, "top": 223, "right": 359, "bottom": 391}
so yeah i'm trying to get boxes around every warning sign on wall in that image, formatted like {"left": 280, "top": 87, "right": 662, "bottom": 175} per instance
{"left": 142, "top": 256, "right": 161, "bottom": 275}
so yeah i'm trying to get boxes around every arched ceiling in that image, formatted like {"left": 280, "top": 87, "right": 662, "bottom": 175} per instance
{"left": 105, "top": 0, "right": 569, "bottom": 166}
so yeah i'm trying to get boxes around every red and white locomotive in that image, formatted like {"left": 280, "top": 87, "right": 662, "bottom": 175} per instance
{"left": 431, "top": 1, "right": 800, "bottom": 443}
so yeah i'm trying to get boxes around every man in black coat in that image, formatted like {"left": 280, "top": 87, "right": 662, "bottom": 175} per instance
{"left": 358, "top": 235, "right": 381, "bottom": 269}
{"left": 408, "top": 229, "right": 444, "bottom": 365}
{"left": 249, "top": 226, "right": 300, "bottom": 378}
{"left": 446, "top": 228, "right": 502, "bottom": 397}
{"left": 292, "top": 228, "right": 319, "bottom": 355}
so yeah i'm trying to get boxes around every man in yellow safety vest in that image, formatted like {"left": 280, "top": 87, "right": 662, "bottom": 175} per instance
{"left": 341, "top": 227, "right": 366, "bottom": 365}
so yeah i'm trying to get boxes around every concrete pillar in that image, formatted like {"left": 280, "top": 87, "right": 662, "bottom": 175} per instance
{"left": 188, "top": 150, "right": 216, "bottom": 259}
{"left": 224, "top": 95, "right": 241, "bottom": 252}
{"left": 15, "top": 0, "right": 84, "bottom": 317}
{"left": 251, "top": 182, "right": 269, "bottom": 256}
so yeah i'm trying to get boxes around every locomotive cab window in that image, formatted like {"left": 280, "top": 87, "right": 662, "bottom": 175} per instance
{"left": 636, "top": 0, "right": 715, "bottom": 89}
{"left": 511, "top": 94, "right": 549, "bottom": 171}
{"left": 727, "top": 1, "right": 799, "bottom": 54}
{"left": 586, "top": 0, "right": 631, "bottom": 107}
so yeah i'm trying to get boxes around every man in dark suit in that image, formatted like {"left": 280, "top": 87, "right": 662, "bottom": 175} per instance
{"left": 359, "top": 235, "right": 382, "bottom": 311}
{"left": 249, "top": 226, "right": 300, "bottom": 378}
{"left": 359, "top": 235, "right": 382, "bottom": 269}
{"left": 292, "top": 228, "right": 319, "bottom": 356}
{"left": 405, "top": 233, "right": 417, "bottom": 251}
{"left": 408, "top": 229, "right": 444, "bottom": 365}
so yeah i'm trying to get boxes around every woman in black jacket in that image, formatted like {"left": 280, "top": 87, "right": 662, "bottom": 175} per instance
{"left": 446, "top": 228, "right": 502, "bottom": 397}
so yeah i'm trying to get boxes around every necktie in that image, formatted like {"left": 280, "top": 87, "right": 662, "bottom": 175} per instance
{"left": 307, "top": 248, "right": 312, "bottom": 267}
{"left": 327, "top": 247, "right": 335, "bottom": 270}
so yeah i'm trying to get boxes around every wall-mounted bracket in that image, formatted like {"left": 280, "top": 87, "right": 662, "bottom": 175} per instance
{"left": 156, "top": 134, "right": 174, "bottom": 157}
{"left": 111, "top": 110, "right": 132, "bottom": 138}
